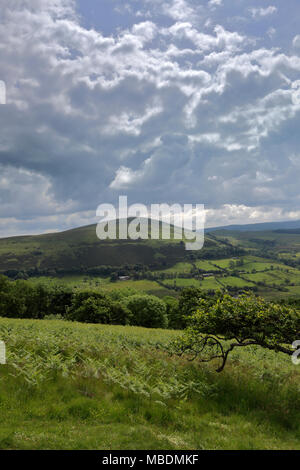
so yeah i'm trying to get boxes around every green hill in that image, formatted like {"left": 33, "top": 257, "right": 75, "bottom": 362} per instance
{"left": 3, "top": 220, "right": 300, "bottom": 300}
{"left": 0, "top": 219, "right": 224, "bottom": 274}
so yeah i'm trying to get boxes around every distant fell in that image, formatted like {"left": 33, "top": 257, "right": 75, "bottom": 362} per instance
{"left": 206, "top": 219, "right": 300, "bottom": 233}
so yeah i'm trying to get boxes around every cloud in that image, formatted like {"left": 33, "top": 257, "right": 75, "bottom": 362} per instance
{"left": 0, "top": 0, "right": 300, "bottom": 236}
{"left": 208, "top": 0, "right": 223, "bottom": 8}
{"left": 293, "top": 35, "right": 300, "bottom": 49}
{"left": 205, "top": 205, "right": 300, "bottom": 228}
{"left": 162, "top": 0, "right": 196, "bottom": 21}
{"left": 249, "top": 6, "right": 278, "bottom": 19}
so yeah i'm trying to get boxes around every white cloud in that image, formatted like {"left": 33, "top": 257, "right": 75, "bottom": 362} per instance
{"left": 267, "top": 27, "right": 276, "bottom": 39}
{"left": 205, "top": 205, "right": 300, "bottom": 228}
{"left": 109, "top": 163, "right": 150, "bottom": 189}
{"left": 209, "top": 0, "right": 223, "bottom": 7}
{"left": 0, "top": 0, "right": 300, "bottom": 235}
{"left": 103, "top": 103, "right": 163, "bottom": 136}
{"left": 250, "top": 6, "right": 278, "bottom": 19}
{"left": 293, "top": 35, "right": 300, "bottom": 49}
{"left": 163, "top": 0, "right": 196, "bottom": 21}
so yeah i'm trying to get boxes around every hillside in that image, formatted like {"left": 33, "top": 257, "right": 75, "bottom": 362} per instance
{"left": 2, "top": 220, "right": 300, "bottom": 300}
{"left": 206, "top": 219, "right": 300, "bottom": 232}
{"left": 0, "top": 317, "right": 299, "bottom": 450}
{"left": 0, "top": 219, "right": 225, "bottom": 275}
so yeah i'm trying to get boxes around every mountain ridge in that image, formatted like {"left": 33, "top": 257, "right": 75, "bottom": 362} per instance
{"left": 206, "top": 219, "right": 300, "bottom": 233}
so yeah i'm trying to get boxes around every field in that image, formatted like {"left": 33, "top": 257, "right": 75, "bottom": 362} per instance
{"left": 28, "top": 276, "right": 171, "bottom": 298}
{"left": 0, "top": 317, "right": 299, "bottom": 450}
{"left": 26, "top": 252, "right": 300, "bottom": 299}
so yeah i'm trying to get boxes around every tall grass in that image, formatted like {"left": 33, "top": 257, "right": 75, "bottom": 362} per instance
{"left": 0, "top": 317, "right": 299, "bottom": 450}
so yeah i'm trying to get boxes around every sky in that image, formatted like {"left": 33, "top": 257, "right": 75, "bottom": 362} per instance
{"left": 1, "top": 0, "right": 300, "bottom": 236}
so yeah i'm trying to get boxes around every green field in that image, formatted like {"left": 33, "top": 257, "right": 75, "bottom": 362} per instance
{"left": 0, "top": 317, "right": 299, "bottom": 450}
{"left": 28, "top": 276, "right": 171, "bottom": 298}
{"left": 162, "top": 278, "right": 201, "bottom": 288}
{"left": 219, "top": 276, "right": 255, "bottom": 288}
{"left": 156, "top": 262, "right": 193, "bottom": 274}
{"left": 194, "top": 260, "right": 220, "bottom": 271}
{"left": 199, "top": 277, "right": 221, "bottom": 290}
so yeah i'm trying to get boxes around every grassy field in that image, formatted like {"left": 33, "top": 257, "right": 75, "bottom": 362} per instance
{"left": 162, "top": 278, "right": 201, "bottom": 288}
{"left": 28, "top": 276, "right": 171, "bottom": 298}
{"left": 155, "top": 262, "right": 193, "bottom": 274}
{"left": 199, "top": 277, "right": 221, "bottom": 290}
{"left": 194, "top": 260, "right": 220, "bottom": 271}
{"left": 219, "top": 276, "right": 255, "bottom": 288}
{"left": 0, "top": 317, "right": 299, "bottom": 450}
{"left": 26, "top": 259, "right": 300, "bottom": 298}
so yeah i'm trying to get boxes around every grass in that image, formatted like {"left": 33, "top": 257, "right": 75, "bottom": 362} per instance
{"left": 0, "top": 317, "right": 299, "bottom": 450}
{"left": 162, "top": 278, "right": 201, "bottom": 288}
{"left": 27, "top": 254, "right": 300, "bottom": 299}
{"left": 219, "top": 276, "right": 255, "bottom": 288}
{"left": 28, "top": 276, "right": 170, "bottom": 296}
{"left": 194, "top": 260, "right": 220, "bottom": 271}
{"left": 199, "top": 277, "right": 221, "bottom": 290}
{"left": 29, "top": 275, "right": 111, "bottom": 289}
{"left": 155, "top": 262, "right": 193, "bottom": 274}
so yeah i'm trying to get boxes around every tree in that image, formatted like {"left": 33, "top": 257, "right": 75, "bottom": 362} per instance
{"left": 110, "top": 272, "right": 118, "bottom": 282}
{"left": 66, "top": 291, "right": 131, "bottom": 325}
{"left": 173, "top": 293, "right": 300, "bottom": 372}
{"left": 177, "top": 287, "right": 219, "bottom": 329}
{"left": 229, "top": 261, "right": 235, "bottom": 270}
{"left": 67, "top": 292, "right": 112, "bottom": 324}
{"left": 123, "top": 294, "right": 168, "bottom": 328}
{"left": 163, "top": 296, "right": 180, "bottom": 329}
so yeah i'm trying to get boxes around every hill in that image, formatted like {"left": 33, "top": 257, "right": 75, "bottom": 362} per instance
{"left": 206, "top": 219, "right": 300, "bottom": 232}
{"left": 2, "top": 220, "right": 300, "bottom": 300}
{"left": 0, "top": 219, "right": 226, "bottom": 275}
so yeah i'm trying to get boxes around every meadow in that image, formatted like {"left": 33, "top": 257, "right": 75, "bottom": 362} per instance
{"left": 27, "top": 252, "right": 300, "bottom": 300}
{"left": 0, "top": 317, "right": 299, "bottom": 450}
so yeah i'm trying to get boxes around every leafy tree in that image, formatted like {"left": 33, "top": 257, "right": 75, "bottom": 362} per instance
{"left": 163, "top": 296, "right": 180, "bottom": 329}
{"left": 110, "top": 272, "right": 118, "bottom": 282}
{"left": 69, "top": 296, "right": 111, "bottom": 323}
{"left": 123, "top": 294, "right": 168, "bottom": 328}
{"left": 174, "top": 293, "right": 300, "bottom": 372}
{"left": 66, "top": 291, "right": 130, "bottom": 325}
{"left": 48, "top": 285, "right": 73, "bottom": 317}
{"left": 109, "top": 301, "right": 132, "bottom": 325}
{"left": 229, "top": 260, "right": 235, "bottom": 270}
{"left": 177, "top": 287, "right": 218, "bottom": 329}
{"left": 67, "top": 292, "right": 109, "bottom": 323}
